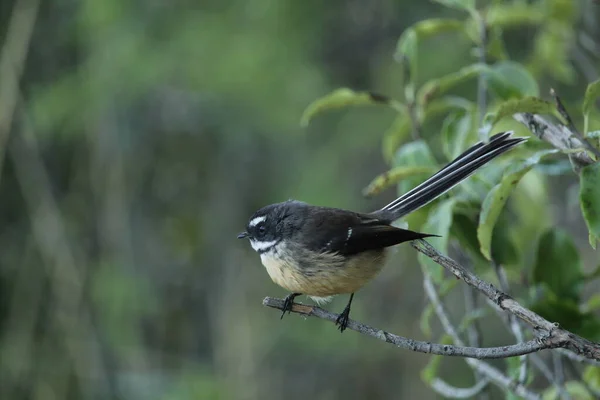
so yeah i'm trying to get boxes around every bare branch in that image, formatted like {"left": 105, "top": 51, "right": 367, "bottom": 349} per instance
{"left": 552, "top": 352, "right": 570, "bottom": 400}
{"left": 431, "top": 378, "right": 489, "bottom": 399}
{"left": 411, "top": 239, "right": 600, "bottom": 362}
{"left": 557, "top": 348, "right": 600, "bottom": 366}
{"left": 262, "top": 297, "right": 548, "bottom": 359}
{"left": 530, "top": 354, "right": 571, "bottom": 399}
{"left": 492, "top": 261, "right": 528, "bottom": 384}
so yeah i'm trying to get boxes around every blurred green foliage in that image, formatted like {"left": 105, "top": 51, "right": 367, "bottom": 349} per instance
{"left": 0, "top": 0, "right": 599, "bottom": 399}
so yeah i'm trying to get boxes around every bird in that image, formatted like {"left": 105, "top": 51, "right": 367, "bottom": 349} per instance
{"left": 238, "top": 131, "right": 525, "bottom": 332}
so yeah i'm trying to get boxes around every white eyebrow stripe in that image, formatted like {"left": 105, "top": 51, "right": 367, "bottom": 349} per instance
{"left": 250, "top": 239, "right": 278, "bottom": 252}
{"left": 249, "top": 216, "right": 267, "bottom": 227}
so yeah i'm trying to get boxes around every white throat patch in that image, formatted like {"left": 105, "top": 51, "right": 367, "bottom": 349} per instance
{"left": 250, "top": 239, "right": 278, "bottom": 252}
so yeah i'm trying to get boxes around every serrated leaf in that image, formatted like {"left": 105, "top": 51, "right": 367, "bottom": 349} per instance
{"left": 533, "top": 229, "right": 583, "bottom": 301}
{"left": 477, "top": 150, "right": 556, "bottom": 260}
{"left": 363, "top": 166, "right": 437, "bottom": 197}
{"left": 440, "top": 108, "right": 476, "bottom": 160}
{"left": 300, "top": 88, "right": 396, "bottom": 127}
{"left": 487, "top": 61, "right": 539, "bottom": 99}
{"left": 418, "top": 200, "right": 456, "bottom": 283}
{"left": 432, "top": 0, "right": 475, "bottom": 12}
{"left": 418, "top": 64, "right": 488, "bottom": 106}
{"left": 580, "top": 163, "right": 600, "bottom": 246}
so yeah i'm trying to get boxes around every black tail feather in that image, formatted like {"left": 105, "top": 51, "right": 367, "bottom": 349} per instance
{"left": 374, "top": 131, "right": 525, "bottom": 222}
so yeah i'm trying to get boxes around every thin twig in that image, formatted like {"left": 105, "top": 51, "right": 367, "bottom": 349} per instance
{"left": 492, "top": 261, "right": 528, "bottom": 385}
{"left": 563, "top": 356, "right": 600, "bottom": 398}
{"left": 431, "top": 378, "right": 489, "bottom": 399}
{"left": 552, "top": 352, "right": 570, "bottom": 400}
{"left": 557, "top": 348, "right": 600, "bottom": 366}
{"left": 0, "top": 0, "right": 40, "bottom": 183}
{"left": 422, "top": 273, "right": 539, "bottom": 400}
{"left": 530, "top": 354, "right": 571, "bottom": 399}
{"left": 263, "top": 297, "right": 547, "bottom": 359}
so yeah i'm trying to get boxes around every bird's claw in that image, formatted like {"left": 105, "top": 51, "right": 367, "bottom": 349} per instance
{"left": 335, "top": 307, "right": 351, "bottom": 332}
{"left": 281, "top": 293, "right": 299, "bottom": 319}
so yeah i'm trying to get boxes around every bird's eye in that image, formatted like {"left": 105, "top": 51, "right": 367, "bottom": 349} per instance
{"left": 258, "top": 224, "right": 266, "bottom": 236}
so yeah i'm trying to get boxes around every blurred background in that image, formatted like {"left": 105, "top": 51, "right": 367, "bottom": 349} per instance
{"left": 0, "top": 0, "right": 599, "bottom": 399}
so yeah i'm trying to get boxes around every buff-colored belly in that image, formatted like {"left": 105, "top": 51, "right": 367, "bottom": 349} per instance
{"left": 260, "top": 248, "right": 388, "bottom": 296}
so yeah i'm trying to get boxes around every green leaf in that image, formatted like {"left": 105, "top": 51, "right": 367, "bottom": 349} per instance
{"left": 531, "top": 24, "right": 576, "bottom": 84}
{"left": 487, "top": 61, "right": 539, "bottom": 99}
{"left": 477, "top": 150, "right": 556, "bottom": 260}
{"left": 584, "top": 293, "right": 600, "bottom": 313}
{"left": 583, "top": 79, "right": 600, "bottom": 117}
{"left": 411, "top": 18, "right": 465, "bottom": 37}
{"left": 393, "top": 140, "right": 437, "bottom": 195}
{"left": 382, "top": 111, "right": 412, "bottom": 163}
{"left": 363, "top": 166, "right": 437, "bottom": 198}
{"left": 418, "top": 199, "right": 456, "bottom": 283}
{"left": 418, "top": 64, "right": 488, "bottom": 107}
{"left": 533, "top": 229, "right": 583, "bottom": 301}
{"left": 583, "top": 79, "right": 600, "bottom": 134}
{"left": 532, "top": 293, "right": 600, "bottom": 341}
{"left": 395, "top": 28, "right": 418, "bottom": 84}
{"left": 420, "top": 303, "right": 435, "bottom": 338}
{"left": 486, "top": 3, "right": 545, "bottom": 28}
{"left": 432, "top": 0, "right": 475, "bottom": 12}
{"left": 583, "top": 366, "right": 600, "bottom": 392}
{"left": 440, "top": 108, "right": 476, "bottom": 160}
{"left": 300, "top": 88, "right": 398, "bottom": 127}
{"left": 580, "top": 163, "right": 600, "bottom": 246}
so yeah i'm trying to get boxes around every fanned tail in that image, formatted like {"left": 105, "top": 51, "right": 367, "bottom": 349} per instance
{"left": 374, "top": 131, "right": 526, "bottom": 222}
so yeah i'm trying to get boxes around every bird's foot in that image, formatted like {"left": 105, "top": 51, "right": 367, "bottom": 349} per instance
{"left": 281, "top": 293, "right": 301, "bottom": 319}
{"left": 335, "top": 306, "right": 351, "bottom": 332}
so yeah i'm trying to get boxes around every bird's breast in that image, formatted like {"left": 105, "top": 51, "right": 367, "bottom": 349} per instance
{"left": 259, "top": 242, "right": 388, "bottom": 297}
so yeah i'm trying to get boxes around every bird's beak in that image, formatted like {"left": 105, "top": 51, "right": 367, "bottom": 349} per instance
{"left": 237, "top": 231, "right": 249, "bottom": 239}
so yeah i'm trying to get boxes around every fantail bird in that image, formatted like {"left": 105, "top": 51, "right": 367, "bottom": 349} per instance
{"left": 238, "top": 131, "right": 525, "bottom": 331}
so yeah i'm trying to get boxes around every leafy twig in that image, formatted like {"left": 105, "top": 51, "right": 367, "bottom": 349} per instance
{"left": 513, "top": 113, "right": 595, "bottom": 168}
{"left": 550, "top": 88, "right": 600, "bottom": 160}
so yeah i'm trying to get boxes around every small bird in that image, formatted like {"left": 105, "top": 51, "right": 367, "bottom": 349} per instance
{"left": 238, "top": 131, "right": 525, "bottom": 331}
